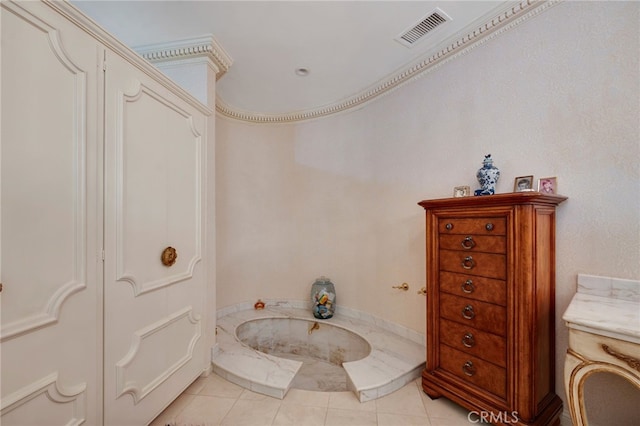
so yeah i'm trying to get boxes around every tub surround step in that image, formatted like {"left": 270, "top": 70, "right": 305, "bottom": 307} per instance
{"left": 212, "top": 305, "right": 426, "bottom": 402}
{"left": 212, "top": 323, "right": 302, "bottom": 399}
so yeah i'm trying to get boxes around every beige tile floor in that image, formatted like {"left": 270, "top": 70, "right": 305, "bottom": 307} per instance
{"left": 150, "top": 373, "right": 474, "bottom": 426}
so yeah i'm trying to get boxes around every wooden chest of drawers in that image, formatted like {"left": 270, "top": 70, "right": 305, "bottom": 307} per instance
{"left": 418, "top": 193, "right": 566, "bottom": 426}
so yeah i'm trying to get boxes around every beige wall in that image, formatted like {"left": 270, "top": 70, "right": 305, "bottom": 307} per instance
{"left": 216, "top": 2, "right": 639, "bottom": 424}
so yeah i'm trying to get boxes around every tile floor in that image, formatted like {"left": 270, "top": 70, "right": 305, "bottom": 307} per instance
{"left": 150, "top": 373, "right": 474, "bottom": 426}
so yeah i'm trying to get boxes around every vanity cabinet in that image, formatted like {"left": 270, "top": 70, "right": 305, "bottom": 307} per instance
{"left": 419, "top": 193, "right": 566, "bottom": 426}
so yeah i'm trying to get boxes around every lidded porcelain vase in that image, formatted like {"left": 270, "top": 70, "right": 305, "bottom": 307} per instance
{"left": 475, "top": 154, "right": 500, "bottom": 196}
{"left": 311, "top": 276, "right": 336, "bottom": 319}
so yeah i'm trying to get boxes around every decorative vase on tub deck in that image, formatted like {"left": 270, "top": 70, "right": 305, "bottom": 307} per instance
{"left": 474, "top": 154, "right": 500, "bottom": 196}
{"left": 311, "top": 276, "right": 336, "bottom": 319}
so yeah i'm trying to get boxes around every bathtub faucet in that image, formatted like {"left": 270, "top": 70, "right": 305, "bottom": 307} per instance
{"left": 308, "top": 322, "right": 320, "bottom": 335}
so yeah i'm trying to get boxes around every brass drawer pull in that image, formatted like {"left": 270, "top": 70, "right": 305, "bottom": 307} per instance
{"left": 462, "top": 361, "right": 476, "bottom": 376}
{"left": 461, "top": 256, "right": 475, "bottom": 270}
{"left": 485, "top": 223, "right": 494, "bottom": 231}
{"left": 602, "top": 344, "right": 640, "bottom": 372}
{"left": 461, "top": 236, "right": 476, "bottom": 250}
{"left": 461, "top": 279, "right": 475, "bottom": 293}
{"left": 462, "top": 333, "right": 475, "bottom": 348}
{"left": 445, "top": 223, "right": 453, "bottom": 230}
{"left": 462, "top": 305, "right": 476, "bottom": 320}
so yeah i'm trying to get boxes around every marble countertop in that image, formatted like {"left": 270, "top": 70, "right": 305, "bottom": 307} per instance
{"left": 563, "top": 274, "right": 640, "bottom": 344}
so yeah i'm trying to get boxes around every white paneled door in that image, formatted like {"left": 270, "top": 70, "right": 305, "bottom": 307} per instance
{"left": 102, "top": 51, "right": 207, "bottom": 425}
{"left": 2, "top": 2, "right": 210, "bottom": 424}
{"left": 0, "top": 2, "right": 101, "bottom": 424}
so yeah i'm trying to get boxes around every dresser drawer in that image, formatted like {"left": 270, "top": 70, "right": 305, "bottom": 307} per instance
{"left": 440, "top": 293, "right": 506, "bottom": 336}
{"left": 439, "top": 218, "right": 506, "bottom": 235}
{"left": 439, "top": 271, "right": 506, "bottom": 306}
{"left": 439, "top": 249, "right": 506, "bottom": 280}
{"left": 439, "top": 319, "right": 506, "bottom": 367}
{"left": 439, "top": 344, "right": 507, "bottom": 399}
{"left": 439, "top": 234, "right": 506, "bottom": 254}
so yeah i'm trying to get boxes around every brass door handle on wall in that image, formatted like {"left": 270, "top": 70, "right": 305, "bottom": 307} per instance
{"left": 161, "top": 247, "right": 177, "bottom": 266}
{"left": 417, "top": 287, "right": 426, "bottom": 295}
{"left": 392, "top": 283, "right": 409, "bottom": 291}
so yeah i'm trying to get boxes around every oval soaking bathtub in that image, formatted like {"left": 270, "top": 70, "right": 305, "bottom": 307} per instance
{"left": 236, "top": 318, "right": 371, "bottom": 392}
{"left": 212, "top": 304, "right": 425, "bottom": 401}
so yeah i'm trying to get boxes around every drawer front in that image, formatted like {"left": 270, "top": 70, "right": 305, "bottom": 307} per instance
{"left": 439, "top": 319, "right": 506, "bottom": 367}
{"left": 439, "top": 249, "right": 506, "bottom": 280}
{"left": 439, "top": 234, "right": 506, "bottom": 254}
{"left": 440, "top": 271, "right": 507, "bottom": 306}
{"left": 440, "top": 293, "right": 506, "bottom": 336}
{"left": 439, "top": 344, "right": 507, "bottom": 399}
{"left": 439, "top": 218, "right": 506, "bottom": 235}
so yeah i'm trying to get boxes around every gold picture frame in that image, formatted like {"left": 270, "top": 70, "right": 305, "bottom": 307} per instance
{"left": 538, "top": 177, "right": 557, "bottom": 194}
{"left": 453, "top": 186, "right": 471, "bottom": 197}
{"left": 514, "top": 175, "right": 534, "bottom": 192}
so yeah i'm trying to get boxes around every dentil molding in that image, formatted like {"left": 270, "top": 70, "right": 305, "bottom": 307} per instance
{"left": 216, "top": 0, "right": 559, "bottom": 124}
{"left": 124, "top": 0, "right": 558, "bottom": 124}
{"left": 135, "top": 35, "right": 233, "bottom": 80}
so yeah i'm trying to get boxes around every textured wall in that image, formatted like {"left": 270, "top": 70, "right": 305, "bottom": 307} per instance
{"left": 216, "top": 2, "right": 639, "bottom": 423}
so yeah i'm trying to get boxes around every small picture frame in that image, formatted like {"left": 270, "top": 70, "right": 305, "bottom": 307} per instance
{"left": 538, "top": 177, "right": 557, "bottom": 194}
{"left": 453, "top": 186, "right": 471, "bottom": 197}
{"left": 514, "top": 175, "right": 534, "bottom": 192}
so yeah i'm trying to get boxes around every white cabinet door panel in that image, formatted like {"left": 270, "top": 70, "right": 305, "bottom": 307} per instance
{"left": 0, "top": 1, "right": 100, "bottom": 424}
{"left": 103, "top": 50, "right": 206, "bottom": 426}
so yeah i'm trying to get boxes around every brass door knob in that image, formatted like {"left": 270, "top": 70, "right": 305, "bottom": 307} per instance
{"left": 161, "top": 247, "right": 177, "bottom": 266}
{"left": 417, "top": 287, "right": 426, "bottom": 296}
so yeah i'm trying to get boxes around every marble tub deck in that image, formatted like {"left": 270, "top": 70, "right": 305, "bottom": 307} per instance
{"left": 212, "top": 304, "right": 426, "bottom": 402}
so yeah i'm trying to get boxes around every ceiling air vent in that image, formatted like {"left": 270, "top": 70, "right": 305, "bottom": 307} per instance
{"left": 395, "top": 8, "right": 450, "bottom": 48}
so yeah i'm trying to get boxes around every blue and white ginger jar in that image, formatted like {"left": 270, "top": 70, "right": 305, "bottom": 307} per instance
{"left": 475, "top": 154, "right": 500, "bottom": 196}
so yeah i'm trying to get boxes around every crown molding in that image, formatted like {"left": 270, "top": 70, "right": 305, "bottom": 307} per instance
{"left": 217, "top": 0, "right": 560, "bottom": 124}
{"left": 134, "top": 35, "right": 233, "bottom": 80}
{"left": 42, "top": 0, "right": 212, "bottom": 115}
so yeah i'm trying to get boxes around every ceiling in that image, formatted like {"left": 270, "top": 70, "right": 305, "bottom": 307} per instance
{"left": 73, "top": 1, "right": 522, "bottom": 121}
